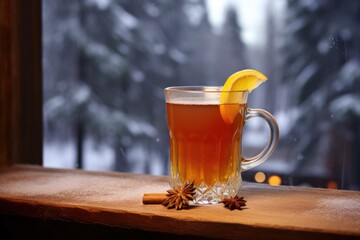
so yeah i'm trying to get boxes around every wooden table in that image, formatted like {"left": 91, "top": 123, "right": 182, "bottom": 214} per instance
{"left": 0, "top": 165, "right": 359, "bottom": 239}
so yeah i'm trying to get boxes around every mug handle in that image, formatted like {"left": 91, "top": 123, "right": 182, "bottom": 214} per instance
{"left": 241, "top": 108, "right": 279, "bottom": 172}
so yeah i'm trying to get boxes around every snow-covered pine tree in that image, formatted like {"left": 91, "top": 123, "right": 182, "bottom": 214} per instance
{"left": 282, "top": 0, "right": 360, "bottom": 189}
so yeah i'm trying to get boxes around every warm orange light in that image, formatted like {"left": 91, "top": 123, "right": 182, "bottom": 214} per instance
{"left": 268, "top": 175, "right": 282, "bottom": 186}
{"left": 255, "top": 172, "right": 266, "bottom": 183}
{"left": 327, "top": 181, "right": 338, "bottom": 189}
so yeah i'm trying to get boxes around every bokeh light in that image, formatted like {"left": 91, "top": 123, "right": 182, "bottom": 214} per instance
{"left": 268, "top": 175, "right": 282, "bottom": 186}
{"left": 255, "top": 172, "right": 266, "bottom": 183}
{"left": 327, "top": 181, "right": 338, "bottom": 189}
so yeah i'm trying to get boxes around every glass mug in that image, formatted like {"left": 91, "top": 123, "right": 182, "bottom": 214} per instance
{"left": 164, "top": 86, "right": 279, "bottom": 204}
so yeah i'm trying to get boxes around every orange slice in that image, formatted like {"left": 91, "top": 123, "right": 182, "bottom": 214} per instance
{"left": 220, "top": 69, "right": 268, "bottom": 124}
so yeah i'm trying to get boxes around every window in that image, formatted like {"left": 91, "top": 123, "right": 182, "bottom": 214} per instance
{"left": 42, "top": 0, "right": 360, "bottom": 190}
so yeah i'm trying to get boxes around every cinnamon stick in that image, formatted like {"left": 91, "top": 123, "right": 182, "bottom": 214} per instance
{"left": 142, "top": 193, "right": 167, "bottom": 204}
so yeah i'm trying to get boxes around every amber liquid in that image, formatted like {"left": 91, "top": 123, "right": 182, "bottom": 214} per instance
{"left": 166, "top": 102, "right": 245, "bottom": 187}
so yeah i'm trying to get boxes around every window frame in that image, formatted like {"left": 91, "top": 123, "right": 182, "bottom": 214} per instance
{"left": 0, "top": 0, "right": 42, "bottom": 167}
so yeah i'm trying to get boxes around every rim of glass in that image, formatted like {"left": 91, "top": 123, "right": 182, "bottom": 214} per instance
{"left": 164, "top": 86, "right": 248, "bottom": 93}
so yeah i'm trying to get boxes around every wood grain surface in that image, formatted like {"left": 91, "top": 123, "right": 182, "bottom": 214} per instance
{"left": 0, "top": 165, "right": 359, "bottom": 240}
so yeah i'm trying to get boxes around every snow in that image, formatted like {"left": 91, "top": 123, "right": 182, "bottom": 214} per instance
{"left": 83, "top": 140, "right": 115, "bottom": 171}
{"left": 43, "top": 96, "right": 66, "bottom": 119}
{"left": 43, "top": 141, "right": 77, "bottom": 169}
{"left": 153, "top": 43, "right": 166, "bottom": 55}
{"left": 111, "top": 5, "right": 138, "bottom": 42}
{"left": 131, "top": 69, "right": 145, "bottom": 83}
{"left": 255, "top": 158, "right": 291, "bottom": 173}
{"left": 343, "top": 61, "right": 360, "bottom": 78}
{"left": 126, "top": 119, "right": 157, "bottom": 137}
{"left": 87, "top": 42, "right": 125, "bottom": 72}
{"left": 87, "top": 101, "right": 157, "bottom": 138}
{"left": 299, "top": 0, "right": 320, "bottom": 11}
{"left": 243, "top": 114, "right": 271, "bottom": 148}
{"left": 242, "top": 107, "right": 301, "bottom": 148}
{"left": 113, "top": 24, "right": 133, "bottom": 42}
{"left": 274, "top": 109, "right": 299, "bottom": 137}
{"left": 127, "top": 144, "right": 147, "bottom": 174}
{"left": 206, "top": 0, "right": 278, "bottom": 47}
{"left": 183, "top": 2, "right": 205, "bottom": 26}
{"left": 126, "top": 144, "right": 165, "bottom": 175}
{"left": 317, "top": 39, "right": 329, "bottom": 54}
{"left": 113, "top": 5, "right": 138, "bottom": 30}
{"left": 337, "top": 60, "right": 360, "bottom": 87}
{"left": 296, "top": 63, "right": 318, "bottom": 89}
{"left": 243, "top": 130, "right": 268, "bottom": 148}
{"left": 88, "top": 0, "right": 111, "bottom": 10}
{"left": 44, "top": 139, "right": 164, "bottom": 175}
{"left": 330, "top": 94, "right": 360, "bottom": 117}
{"left": 44, "top": 140, "right": 114, "bottom": 171}
{"left": 287, "top": 18, "right": 306, "bottom": 34}
{"left": 149, "top": 151, "right": 164, "bottom": 175}
{"left": 169, "top": 48, "right": 187, "bottom": 64}
{"left": 73, "top": 85, "right": 90, "bottom": 104}
{"left": 144, "top": 2, "right": 160, "bottom": 17}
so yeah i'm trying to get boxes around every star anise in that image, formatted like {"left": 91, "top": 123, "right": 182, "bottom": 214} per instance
{"left": 162, "top": 181, "right": 196, "bottom": 210}
{"left": 222, "top": 196, "right": 247, "bottom": 210}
